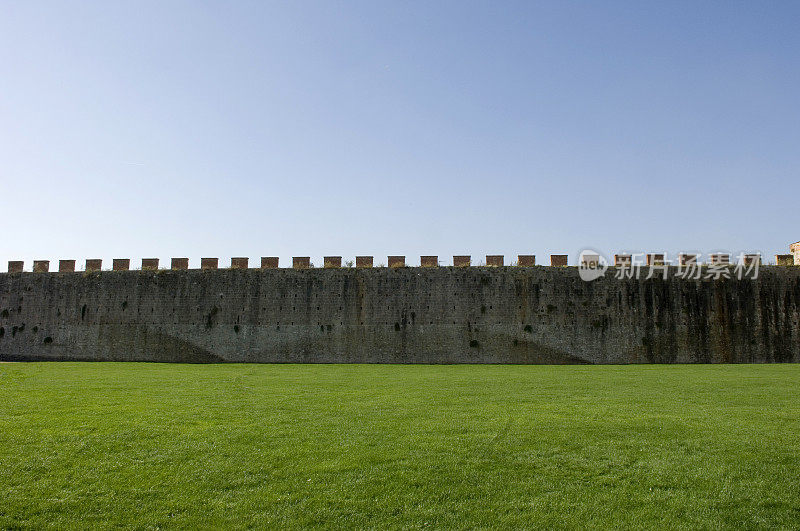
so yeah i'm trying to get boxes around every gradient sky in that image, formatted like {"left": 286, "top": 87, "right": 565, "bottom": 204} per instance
{"left": 1, "top": 1, "right": 798, "bottom": 269}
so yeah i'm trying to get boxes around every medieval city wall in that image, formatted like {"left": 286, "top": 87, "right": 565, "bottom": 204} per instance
{"left": 1, "top": 263, "right": 798, "bottom": 364}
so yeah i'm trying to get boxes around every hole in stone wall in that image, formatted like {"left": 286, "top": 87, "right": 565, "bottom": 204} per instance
{"left": 469, "top": 340, "right": 479, "bottom": 348}
{"left": 44, "top": 336, "right": 52, "bottom": 344}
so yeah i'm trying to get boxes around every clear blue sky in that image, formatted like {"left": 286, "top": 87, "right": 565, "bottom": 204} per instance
{"left": 1, "top": 1, "right": 798, "bottom": 268}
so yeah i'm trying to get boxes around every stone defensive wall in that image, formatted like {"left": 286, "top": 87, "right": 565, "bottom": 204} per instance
{"left": 1, "top": 255, "right": 798, "bottom": 364}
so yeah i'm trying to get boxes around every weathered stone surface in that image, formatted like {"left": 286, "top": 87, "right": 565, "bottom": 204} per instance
{"left": 777, "top": 254, "right": 794, "bottom": 266}
{"left": 8, "top": 261, "right": 23, "bottom": 273}
{"left": 388, "top": 256, "right": 405, "bottom": 268}
{"left": 201, "top": 258, "right": 218, "bottom": 270}
{"left": 58, "top": 260, "right": 76, "bottom": 273}
{"left": 85, "top": 259, "right": 102, "bottom": 272}
{"left": 113, "top": 259, "right": 130, "bottom": 271}
{"left": 1, "top": 267, "right": 798, "bottom": 364}
{"left": 33, "top": 261, "right": 49, "bottom": 273}
{"left": 550, "top": 255, "right": 568, "bottom": 267}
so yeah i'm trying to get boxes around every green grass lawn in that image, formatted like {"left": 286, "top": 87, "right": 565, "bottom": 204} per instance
{"left": 1, "top": 363, "right": 799, "bottom": 528}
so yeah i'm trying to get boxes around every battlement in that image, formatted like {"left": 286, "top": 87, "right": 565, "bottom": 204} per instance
{"left": 261, "top": 257, "right": 279, "bottom": 269}
{"left": 324, "top": 257, "right": 342, "bottom": 269}
{"left": 420, "top": 256, "right": 438, "bottom": 267}
{"left": 517, "top": 255, "right": 535, "bottom": 267}
{"left": 791, "top": 241, "right": 800, "bottom": 265}
{"left": 615, "top": 255, "right": 632, "bottom": 266}
{"left": 486, "top": 255, "right": 504, "bottom": 267}
{"left": 231, "top": 257, "right": 249, "bottom": 270}
{"left": 9, "top": 254, "right": 553, "bottom": 272}
{"left": 5, "top": 251, "right": 789, "bottom": 273}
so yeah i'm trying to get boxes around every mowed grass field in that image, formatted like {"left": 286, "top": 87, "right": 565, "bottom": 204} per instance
{"left": 1, "top": 363, "right": 799, "bottom": 528}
